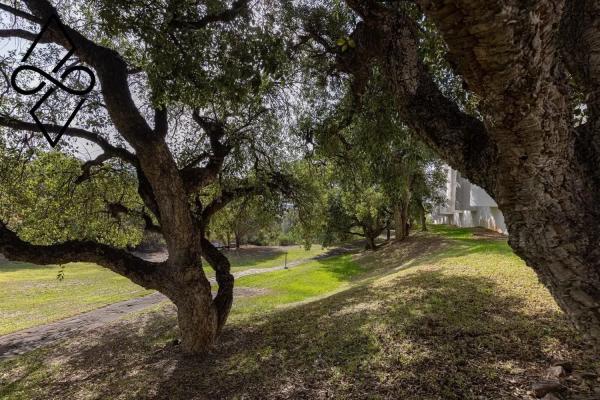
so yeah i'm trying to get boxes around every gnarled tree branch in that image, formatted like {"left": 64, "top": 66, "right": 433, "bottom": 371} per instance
{"left": 337, "top": 5, "right": 497, "bottom": 192}
{"left": 74, "top": 152, "right": 112, "bottom": 184}
{"left": 106, "top": 202, "right": 162, "bottom": 234}
{"left": 0, "top": 116, "right": 138, "bottom": 165}
{"left": 0, "top": 28, "right": 50, "bottom": 42}
{"left": 169, "top": 0, "right": 250, "bottom": 30}
{"left": 0, "top": 3, "right": 41, "bottom": 23}
{"left": 0, "top": 221, "right": 166, "bottom": 290}
{"left": 180, "top": 112, "right": 232, "bottom": 193}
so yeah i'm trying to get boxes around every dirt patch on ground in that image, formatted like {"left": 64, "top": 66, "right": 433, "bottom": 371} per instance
{"left": 471, "top": 227, "right": 508, "bottom": 240}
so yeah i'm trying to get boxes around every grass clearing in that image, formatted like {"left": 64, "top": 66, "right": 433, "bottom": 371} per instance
{"left": 224, "top": 244, "right": 327, "bottom": 272}
{"left": 0, "top": 262, "right": 151, "bottom": 336}
{"left": 1, "top": 226, "right": 599, "bottom": 399}
{"left": 0, "top": 244, "right": 328, "bottom": 336}
{"left": 229, "top": 254, "right": 364, "bottom": 320}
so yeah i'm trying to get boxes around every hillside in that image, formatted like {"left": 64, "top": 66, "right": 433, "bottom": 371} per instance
{"left": 1, "top": 226, "right": 598, "bottom": 399}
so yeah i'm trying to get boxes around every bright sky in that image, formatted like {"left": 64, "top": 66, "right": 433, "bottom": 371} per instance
{"left": 0, "top": 23, "right": 105, "bottom": 160}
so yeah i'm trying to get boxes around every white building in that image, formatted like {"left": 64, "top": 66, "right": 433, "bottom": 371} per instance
{"left": 432, "top": 167, "right": 507, "bottom": 234}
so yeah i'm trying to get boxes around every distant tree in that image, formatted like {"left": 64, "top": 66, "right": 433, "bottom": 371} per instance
{"left": 323, "top": 165, "right": 389, "bottom": 250}
{"left": 210, "top": 197, "right": 280, "bottom": 248}
{"left": 306, "top": 76, "right": 445, "bottom": 242}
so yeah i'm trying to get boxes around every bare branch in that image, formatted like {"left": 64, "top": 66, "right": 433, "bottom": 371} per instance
{"left": 169, "top": 0, "right": 250, "bottom": 30}
{"left": 106, "top": 202, "right": 162, "bottom": 234}
{"left": 0, "top": 28, "right": 51, "bottom": 42}
{"left": 201, "top": 186, "right": 256, "bottom": 221}
{"left": 0, "top": 3, "right": 41, "bottom": 23}
{"left": 74, "top": 152, "right": 112, "bottom": 184}
{"left": 0, "top": 115, "right": 138, "bottom": 165}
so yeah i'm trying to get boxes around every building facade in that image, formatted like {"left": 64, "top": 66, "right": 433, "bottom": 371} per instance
{"left": 431, "top": 167, "right": 507, "bottom": 234}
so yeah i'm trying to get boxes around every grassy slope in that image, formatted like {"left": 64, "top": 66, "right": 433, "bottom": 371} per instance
{"left": 1, "top": 226, "right": 599, "bottom": 399}
{"left": 0, "top": 245, "right": 327, "bottom": 336}
{"left": 202, "top": 245, "right": 327, "bottom": 278}
{"left": 229, "top": 254, "right": 363, "bottom": 319}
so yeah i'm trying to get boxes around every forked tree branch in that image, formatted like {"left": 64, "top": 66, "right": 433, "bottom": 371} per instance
{"left": 180, "top": 112, "right": 233, "bottom": 193}
{"left": 74, "top": 152, "right": 113, "bottom": 184}
{"left": 169, "top": 0, "right": 250, "bottom": 30}
{"left": 106, "top": 202, "right": 162, "bottom": 234}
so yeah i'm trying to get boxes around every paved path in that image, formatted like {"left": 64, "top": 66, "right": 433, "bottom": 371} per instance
{"left": 0, "top": 244, "right": 361, "bottom": 360}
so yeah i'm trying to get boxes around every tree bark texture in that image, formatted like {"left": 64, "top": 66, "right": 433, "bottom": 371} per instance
{"left": 394, "top": 201, "right": 410, "bottom": 240}
{"left": 341, "top": 0, "right": 600, "bottom": 346}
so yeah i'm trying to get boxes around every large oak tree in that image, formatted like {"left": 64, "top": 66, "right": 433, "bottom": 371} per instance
{"left": 0, "top": 0, "right": 299, "bottom": 354}
{"left": 324, "top": 0, "right": 600, "bottom": 345}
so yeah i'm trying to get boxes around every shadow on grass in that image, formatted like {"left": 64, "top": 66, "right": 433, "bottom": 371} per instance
{"left": 221, "top": 246, "right": 287, "bottom": 268}
{"left": 4, "top": 263, "right": 597, "bottom": 400}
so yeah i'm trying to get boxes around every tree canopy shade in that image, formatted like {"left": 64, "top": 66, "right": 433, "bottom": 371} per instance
{"left": 0, "top": 0, "right": 308, "bottom": 354}
{"left": 309, "top": 77, "right": 446, "bottom": 248}
{"left": 299, "top": 0, "right": 600, "bottom": 346}
{"left": 1, "top": 0, "right": 600, "bottom": 355}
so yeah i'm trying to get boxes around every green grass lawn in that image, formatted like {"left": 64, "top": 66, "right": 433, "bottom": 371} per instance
{"left": 229, "top": 254, "right": 363, "bottom": 319}
{"left": 205, "top": 244, "right": 327, "bottom": 277}
{"left": 0, "top": 262, "right": 152, "bottom": 336}
{"left": 1, "top": 226, "right": 599, "bottom": 399}
{"left": 225, "top": 245, "right": 326, "bottom": 270}
{"left": 0, "top": 244, "right": 328, "bottom": 336}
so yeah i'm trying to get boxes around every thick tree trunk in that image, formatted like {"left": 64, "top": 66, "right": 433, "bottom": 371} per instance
{"left": 167, "top": 239, "right": 234, "bottom": 353}
{"left": 418, "top": 201, "right": 427, "bottom": 232}
{"left": 365, "top": 235, "right": 377, "bottom": 250}
{"left": 500, "top": 177, "right": 600, "bottom": 343}
{"left": 173, "top": 284, "right": 218, "bottom": 354}
{"left": 394, "top": 202, "right": 410, "bottom": 240}
{"left": 234, "top": 231, "right": 241, "bottom": 249}
{"left": 340, "top": 0, "right": 600, "bottom": 347}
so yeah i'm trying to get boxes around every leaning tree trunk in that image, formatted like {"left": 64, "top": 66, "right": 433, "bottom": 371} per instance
{"left": 339, "top": 0, "right": 600, "bottom": 346}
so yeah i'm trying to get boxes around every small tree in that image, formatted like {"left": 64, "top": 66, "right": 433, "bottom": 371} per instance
{"left": 324, "top": 178, "right": 389, "bottom": 250}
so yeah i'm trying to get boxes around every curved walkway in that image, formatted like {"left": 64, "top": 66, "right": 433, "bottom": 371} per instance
{"left": 0, "top": 244, "right": 361, "bottom": 360}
